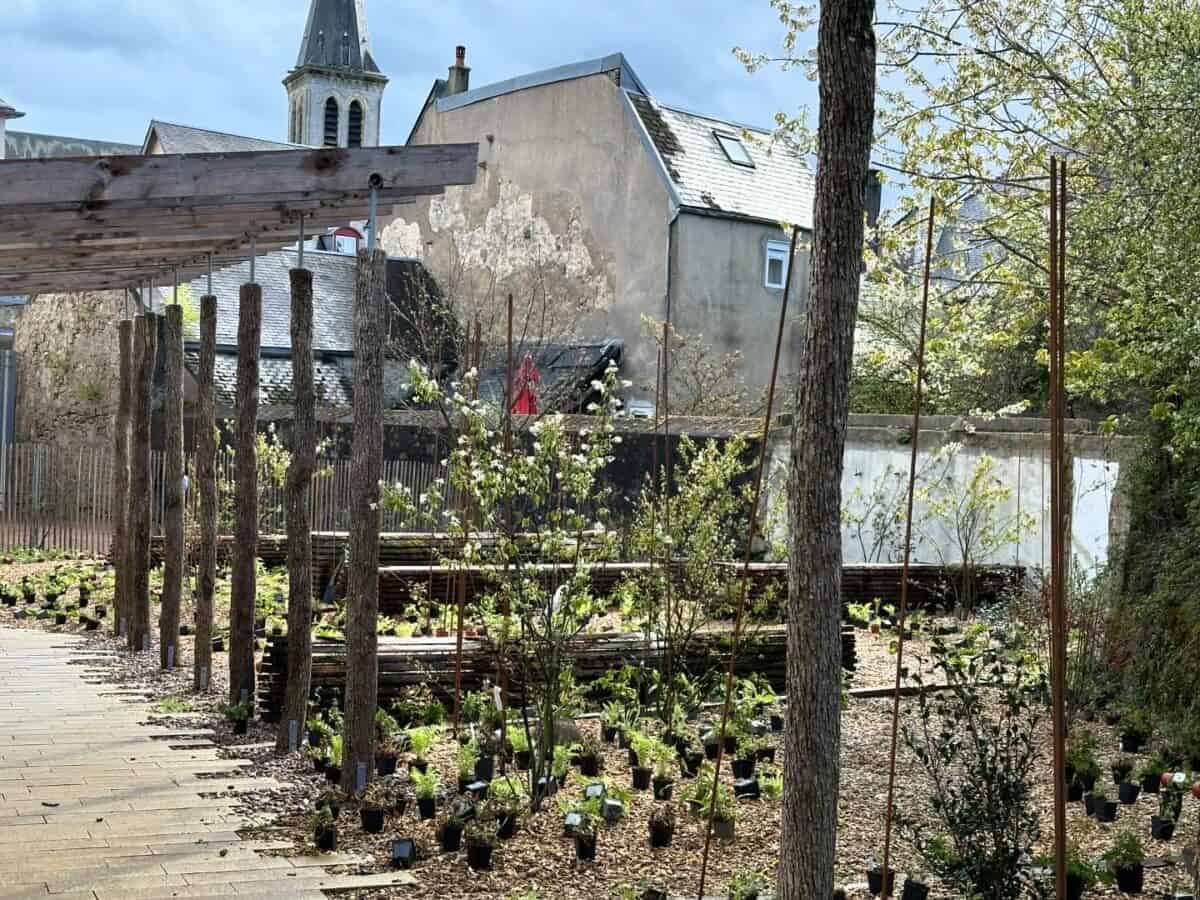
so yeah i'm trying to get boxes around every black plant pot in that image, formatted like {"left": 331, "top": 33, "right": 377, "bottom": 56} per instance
{"left": 1084, "top": 794, "right": 1097, "bottom": 816}
{"left": 579, "top": 754, "right": 601, "bottom": 778}
{"left": 618, "top": 730, "right": 631, "bottom": 750}
{"left": 1064, "top": 762, "right": 1076, "bottom": 784}
{"left": 731, "top": 757, "right": 755, "bottom": 779}
{"left": 867, "top": 867, "right": 895, "bottom": 896}
{"left": 55, "top": 613, "right": 67, "bottom": 625}
{"left": 1067, "top": 779, "right": 1084, "bottom": 802}
{"left": 1140, "top": 774, "right": 1161, "bottom": 795}
{"left": 723, "top": 735, "right": 737, "bottom": 755}
{"left": 313, "top": 755, "right": 327, "bottom": 773}
{"left": 1121, "top": 733, "right": 1147, "bottom": 753}
{"left": 1113, "top": 767, "right": 1134, "bottom": 785}
{"left": 361, "top": 806, "right": 385, "bottom": 833}
{"left": 1118, "top": 782, "right": 1141, "bottom": 804}
{"left": 314, "top": 825, "right": 337, "bottom": 852}
{"left": 1066, "top": 872, "right": 1086, "bottom": 900}
{"left": 602, "top": 725, "right": 618, "bottom": 743}
{"left": 411, "top": 760, "right": 428, "bottom": 775}
{"left": 755, "top": 746, "right": 776, "bottom": 764}
{"left": 713, "top": 818, "right": 734, "bottom": 841}
{"left": 1150, "top": 816, "right": 1176, "bottom": 840}
{"left": 515, "top": 749, "right": 531, "bottom": 770}
{"left": 85, "top": 618, "right": 99, "bottom": 631}
{"left": 770, "top": 714, "right": 784, "bottom": 732}
{"left": 1096, "top": 799, "right": 1118, "bottom": 822}
{"left": 179, "top": 624, "right": 191, "bottom": 636}
{"left": 440, "top": 821, "right": 463, "bottom": 852}
{"left": 704, "top": 741, "right": 719, "bottom": 761}
{"left": 1113, "top": 863, "right": 1143, "bottom": 894}
{"left": 466, "top": 843, "right": 493, "bottom": 870}
{"left": 632, "top": 766, "right": 652, "bottom": 790}
{"left": 1079, "top": 773, "right": 1097, "bottom": 791}
{"left": 390, "top": 837, "right": 417, "bottom": 868}
{"left": 497, "top": 813, "right": 516, "bottom": 840}
{"left": 457, "top": 776, "right": 471, "bottom": 795}
{"left": 232, "top": 719, "right": 248, "bottom": 735}
{"left": 376, "top": 755, "right": 397, "bottom": 776}
{"left": 212, "top": 638, "right": 224, "bottom": 652}
{"left": 652, "top": 777, "right": 674, "bottom": 801}
{"left": 574, "top": 834, "right": 597, "bottom": 861}
{"left": 649, "top": 823, "right": 674, "bottom": 848}
{"left": 417, "top": 797, "right": 436, "bottom": 820}
{"left": 326, "top": 765, "right": 341, "bottom": 785}
{"left": 475, "top": 755, "right": 495, "bottom": 782}
{"left": 682, "top": 751, "right": 704, "bottom": 777}
{"left": 901, "top": 879, "right": 930, "bottom": 900}
{"left": 733, "top": 777, "right": 760, "bottom": 799}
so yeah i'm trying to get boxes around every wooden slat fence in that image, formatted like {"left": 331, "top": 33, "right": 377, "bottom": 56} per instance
{"left": 0, "top": 442, "right": 450, "bottom": 556}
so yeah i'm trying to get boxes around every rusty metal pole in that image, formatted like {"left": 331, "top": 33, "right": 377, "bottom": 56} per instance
{"left": 697, "top": 225, "right": 800, "bottom": 898}
{"left": 879, "top": 197, "right": 937, "bottom": 896}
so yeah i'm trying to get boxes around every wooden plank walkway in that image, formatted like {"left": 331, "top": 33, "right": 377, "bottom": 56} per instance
{"left": 0, "top": 628, "right": 414, "bottom": 899}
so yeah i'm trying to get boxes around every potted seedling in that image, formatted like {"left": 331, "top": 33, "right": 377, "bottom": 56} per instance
{"left": 901, "top": 873, "right": 930, "bottom": 900}
{"left": 412, "top": 768, "right": 439, "bottom": 820}
{"left": 1119, "top": 712, "right": 1151, "bottom": 753}
{"left": 1150, "top": 786, "right": 1178, "bottom": 840}
{"left": 360, "top": 780, "right": 393, "bottom": 833}
{"left": 1064, "top": 844, "right": 1096, "bottom": 900}
{"left": 601, "top": 702, "right": 626, "bottom": 743}
{"left": 407, "top": 726, "right": 435, "bottom": 774}
{"left": 1093, "top": 786, "right": 1118, "bottom": 822}
{"left": 1067, "top": 778, "right": 1085, "bottom": 802}
{"left": 709, "top": 782, "right": 737, "bottom": 841}
{"left": 457, "top": 741, "right": 479, "bottom": 794}
{"left": 510, "top": 727, "right": 531, "bottom": 770}
{"left": 311, "top": 806, "right": 337, "bottom": 852}
{"left": 326, "top": 734, "right": 344, "bottom": 785}
{"left": 578, "top": 735, "right": 603, "bottom": 778}
{"left": 1119, "top": 779, "right": 1141, "bottom": 805}
{"left": 648, "top": 803, "right": 675, "bottom": 848}
{"left": 727, "top": 869, "right": 764, "bottom": 900}
{"left": 1137, "top": 758, "right": 1164, "bottom": 794}
{"left": 464, "top": 819, "right": 498, "bottom": 870}
{"left": 866, "top": 858, "right": 895, "bottom": 897}
{"left": 222, "top": 700, "right": 251, "bottom": 735}
{"left": 1113, "top": 756, "right": 1135, "bottom": 785}
{"left": 1103, "top": 828, "right": 1145, "bottom": 894}
{"left": 487, "top": 776, "right": 524, "bottom": 839}
{"left": 631, "top": 733, "right": 653, "bottom": 790}
{"left": 438, "top": 813, "right": 465, "bottom": 852}
{"left": 573, "top": 813, "right": 598, "bottom": 862}
{"left": 652, "top": 740, "right": 677, "bottom": 801}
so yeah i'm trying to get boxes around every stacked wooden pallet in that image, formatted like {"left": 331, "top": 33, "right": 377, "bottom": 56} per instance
{"left": 257, "top": 625, "right": 856, "bottom": 722}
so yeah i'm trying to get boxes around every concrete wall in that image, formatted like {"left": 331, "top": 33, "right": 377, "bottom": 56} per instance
{"left": 671, "top": 212, "right": 810, "bottom": 389}
{"left": 383, "top": 71, "right": 674, "bottom": 398}
{"left": 766, "top": 415, "right": 1131, "bottom": 576}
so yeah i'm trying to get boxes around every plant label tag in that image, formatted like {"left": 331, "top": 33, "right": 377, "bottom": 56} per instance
{"left": 142, "top": 634, "right": 150, "bottom": 652}
{"left": 199, "top": 666, "right": 208, "bottom": 690}
{"left": 357, "top": 762, "right": 367, "bottom": 792}
{"left": 166, "top": 645, "right": 175, "bottom": 668}
{"left": 288, "top": 720, "right": 298, "bottom": 752}
{"left": 240, "top": 688, "right": 248, "bottom": 705}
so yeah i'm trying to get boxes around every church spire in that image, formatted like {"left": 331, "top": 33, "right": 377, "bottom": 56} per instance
{"left": 295, "top": 0, "right": 381, "bottom": 74}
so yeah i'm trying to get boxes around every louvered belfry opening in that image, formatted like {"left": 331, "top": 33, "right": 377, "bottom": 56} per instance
{"left": 348, "top": 101, "right": 363, "bottom": 148}
{"left": 323, "top": 97, "right": 339, "bottom": 146}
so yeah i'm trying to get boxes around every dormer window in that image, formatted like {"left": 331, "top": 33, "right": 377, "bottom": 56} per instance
{"left": 715, "top": 131, "right": 755, "bottom": 168}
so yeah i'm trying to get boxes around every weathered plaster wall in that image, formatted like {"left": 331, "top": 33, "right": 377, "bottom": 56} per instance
{"left": 13, "top": 291, "right": 124, "bottom": 449}
{"left": 671, "top": 212, "right": 810, "bottom": 389}
{"left": 383, "top": 71, "right": 672, "bottom": 396}
{"left": 766, "top": 415, "right": 1132, "bottom": 575}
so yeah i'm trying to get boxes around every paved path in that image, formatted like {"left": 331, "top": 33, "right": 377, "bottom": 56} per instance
{"left": 0, "top": 628, "right": 412, "bottom": 899}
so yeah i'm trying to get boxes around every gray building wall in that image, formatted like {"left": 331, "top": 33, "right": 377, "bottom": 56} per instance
{"left": 382, "top": 70, "right": 673, "bottom": 396}
{"left": 671, "top": 212, "right": 810, "bottom": 391}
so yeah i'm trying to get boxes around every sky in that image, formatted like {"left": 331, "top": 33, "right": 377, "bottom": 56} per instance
{"left": 0, "top": 0, "right": 819, "bottom": 150}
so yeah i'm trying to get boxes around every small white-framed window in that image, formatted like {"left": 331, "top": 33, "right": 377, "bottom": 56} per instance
{"left": 764, "top": 240, "right": 790, "bottom": 289}
{"left": 714, "top": 131, "right": 755, "bottom": 167}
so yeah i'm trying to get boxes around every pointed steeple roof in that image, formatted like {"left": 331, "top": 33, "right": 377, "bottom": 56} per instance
{"left": 295, "top": 0, "right": 381, "bottom": 74}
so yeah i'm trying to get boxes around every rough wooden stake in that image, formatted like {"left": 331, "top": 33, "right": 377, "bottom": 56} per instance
{"left": 194, "top": 295, "right": 217, "bottom": 692}
{"left": 111, "top": 320, "right": 132, "bottom": 637}
{"left": 230, "top": 284, "right": 261, "bottom": 706}
{"left": 159, "top": 304, "right": 184, "bottom": 668}
{"left": 341, "top": 247, "right": 387, "bottom": 794}
{"left": 129, "top": 313, "right": 156, "bottom": 652}
{"left": 277, "top": 267, "right": 315, "bottom": 754}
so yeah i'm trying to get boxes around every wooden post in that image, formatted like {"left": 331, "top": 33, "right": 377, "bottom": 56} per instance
{"left": 159, "top": 304, "right": 184, "bottom": 668}
{"left": 194, "top": 295, "right": 217, "bottom": 692}
{"left": 112, "top": 320, "right": 132, "bottom": 637}
{"left": 341, "top": 247, "right": 386, "bottom": 794}
{"left": 277, "top": 267, "right": 315, "bottom": 754}
{"left": 129, "top": 313, "right": 156, "bottom": 652}
{"left": 229, "top": 284, "right": 261, "bottom": 707}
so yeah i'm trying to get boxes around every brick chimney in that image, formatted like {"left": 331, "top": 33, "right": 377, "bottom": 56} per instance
{"left": 447, "top": 45, "right": 470, "bottom": 95}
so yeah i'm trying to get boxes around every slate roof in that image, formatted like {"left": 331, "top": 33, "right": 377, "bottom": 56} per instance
{"left": 4, "top": 131, "right": 139, "bottom": 159}
{"left": 477, "top": 340, "right": 623, "bottom": 414}
{"left": 142, "top": 120, "right": 300, "bottom": 155}
{"left": 185, "top": 249, "right": 358, "bottom": 352}
{"left": 185, "top": 351, "right": 354, "bottom": 408}
{"left": 626, "top": 92, "right": 814, "bottom": 229}
{"left": 295, "top": 0, "right": 382, "bottom": 75}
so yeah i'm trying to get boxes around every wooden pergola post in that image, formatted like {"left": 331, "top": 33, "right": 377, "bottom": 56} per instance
{"left": 194, "top": 295, "right": 217, "bottom": 692}
{"left": 112, "top": 318, "right": 132, "bottom": 638}
{"left": 277, "top": 265, "right": 315, "bottom": 754}
{"left": 129, "top": 312, "right": 156, "bottom": 652}
{"left": 159, "top": 303, "right": 184, "bottom": 668}
{"left": 341, "top": 246, "right": 386, "bottom": 794}
{"left": 229, "top": 283, "right": 261, "bottom": 707}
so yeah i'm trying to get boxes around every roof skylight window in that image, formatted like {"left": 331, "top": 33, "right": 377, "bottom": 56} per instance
{"left": 714, "top": 131, "right": 755, "bottom": 167}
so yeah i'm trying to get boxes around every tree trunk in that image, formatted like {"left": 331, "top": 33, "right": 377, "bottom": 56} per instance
{"left": 194, "top": 295, "right": 217, "bottom": 692}
{"left": 129, "top": 313, "right": 156, "bottom": 653}
{"left": 160, "top": 304, "right": 184, "bottom": 669}
{"left": 277, "top": 268, "right": 315, "bottom": 754}
{"left": 341, "top": 248, "right": 386, "bottom": 794}
{"left": 230, "top": 284, "right": 261, "bottom": 707}
{"left": 779, "top": 2, "right": 876, "bottom": 898}
{"left": 112, "top": 319, "right": 132, "bottom": 638}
